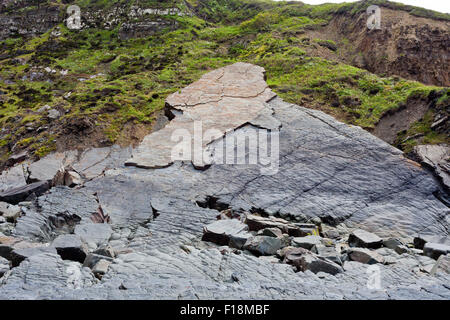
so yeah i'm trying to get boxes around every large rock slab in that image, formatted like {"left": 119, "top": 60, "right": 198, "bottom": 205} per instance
{"left": 414, "top": 144, "right": 449, "bottom": 190}
{"left": 0, "top": 181, "right": 50, "bottom": 205}
{"left": 202, "top": 219, "right": 249, "bottom": 246}
{"left": 125, "top": 63, "right": 278, "bottom": 169}
{"left": 348, "top": 229, "right": 383, "bottom": 249}
{"left": 0, "top": 165, "right": 27, "bottom": 193}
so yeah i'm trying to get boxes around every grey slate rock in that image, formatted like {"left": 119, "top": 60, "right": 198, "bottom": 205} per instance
{"left": 348, "top": 229, "right": 383, "bottom": 249}
{"left": 292, "top": 235, "right": 322, "bottom": 250}
{"left": 10, "top": 246, "right": 57, "bottom": 267}
{"left": 347, "top": 248, "right": 385, "bottom": 265}
{"left": 431, "top": 254, "right": 450, "bottom": 275}
{"left": 52, "top": 234, "right": 89, "bottom": 263}
{"left": 0, "top": 256, "right": 9, "bottom": 277}
{"left": 244, "top": 236, "right": 284, "bottom": 256}
{"left": 74, "top": 224, "right": 113, "bottom": 246}
{"left": 202, "top": 219, "right": 249, "bottom": 246}
{"left": 383, "top": 238, "right": 404, "bottom": 250}
{"left": 0, "top": 202, "right": 21, "bottom": 222}
{"left": 423, "top": 243, "right": 450, "bottom": 260}
{"left": 414, "top": 235, "right": 450, "bottom": 250}
{"left": 0, "top": 181, "right": 50, "bottom": 205}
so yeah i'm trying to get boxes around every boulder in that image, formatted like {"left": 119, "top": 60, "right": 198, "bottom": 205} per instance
{"left": 0, "top": 256, "right": 9, "bottom": 277}
{"left": 74, "top": 223, "right": 113, "bottom": 246}
{"left": 292, "top": 235, "right": 322, "bottom": 250}
{"left": 348, "top": 229, "right": 382, "bottom": 249}
{"left": 0, "top": 202, "right": 21, "bottom": 222}
{"left": 202, "top": 219, "right": 249, "bottom": 246}
{"left": 347, "top": 248, "right": 385, "bottom": 265}
{"left": 92, "top": 259, "right": 111, "bottom": 279}
{"left": 430, "top": 254, "right": 450, "bottom": 275}
{"left": 423, "top": 243, "right": 450, "bottom": 260}
{"left": 0, "top": 181, "right": 50, "bottom": 205}
{"left": 94, "top": 244, "right": 115, "bottom": 258}
{"left": 10, "top": 246, "right": 57, "bottom": 267}
{"left": 383, "top": 238, "right": 404, "bottom": 250}
{"left": 313, "top": 244, "right": 343, "bottom": 266}
{"left": 243, "top": 236, "right": 284, "bottom": 256}
{"left": 285, "top": 249, "right": 343, "bottom": 275}
{"left": 0, "top": 165, "right": 27, "bottom": 193}
{"left": 51, "top": 234, "right": 89, "bottom": 263}
{"left": 258, "top": 228, "right": 283, "bottom": 238}
{"left": 414, "top": 234, "right": 450, "bottom": 250}
{"left": 64, "top": 171, "right": 82, "bottom": 187}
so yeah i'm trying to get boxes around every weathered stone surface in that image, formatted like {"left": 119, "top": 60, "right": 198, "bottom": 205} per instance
{"left": 414, "top": 144, "right": 449, "bottom": 189}
{"left": 0, "top": 181, "right": 50, "bottom": 205}
{"left": 423, "top": 243, "right": 450, "bottom": 260}
{"left": 313, "top": 245, "right": 343, "bottom": 266}
{"left": 0, "top": 64, "right": 449, "bottom": 299}
{"left": 64, "top": 171, "right": 82, "bottom": 187}
{"left": 74, "top": 224, "right": 113, "bottom": 247}
{"left": 0, "top": 165, "right": 27, "bottom": 193}
{"left": 0, "top": 256, "right": 9, "bottom": 277}
{"left": 383, "top": 238, "right": 404, "bottom": 250}
{"left": 245, "top": 214, "right": 306, "bottom": 236}
{"left": 51, "top": 234, "right": 89, "bottom": 263}
{"left": 285, "top": 248, "right": 343, "bottom": 275}
{"left": 0, "top": 202, "right": 21, "bottom": 222}
{"left": 292, "top": 235, "right": 322, "bottom": 250}
{"left": 347, "top": 248, "right": 385, "bottom": 265}
{"left": 10, "top": 245, "right": 57, "bottom": 267}
{"left": 348, "top": 229, "right": 383, "bottom": 249}
{"left": 243, "top": 236, "right": 284, "bottom": 256}
{"left": 202, "top": 219, "right": 249, "bottom": 246}
{"left": 414, "top": 234, "right": 450, "bottom": 250}
{"left": 125, "top": 63, "right": 277, "bottom": 169}
{"left": 431, "top": 254, "right": 450, "bottom": 275}
{"left": 27, "top": 152, "right": 68, "bottom": 184}
{"left": 258, "top": 227, "right": 283, "bottom": 238}
{"left": 92, "top": 259, "right": 111, "bottom": 279}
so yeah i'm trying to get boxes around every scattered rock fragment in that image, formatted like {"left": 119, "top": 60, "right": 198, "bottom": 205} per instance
{"left": 10, "top": 246, "right": 57, "bottom": 267}
{"left": 92, "top": 259, "right": 111, "bottom": 279}
{"left": 348, "top": 229, "right": 382, "bottom": 249}
{"left": 347, "top": 248, "right": 385, "bottom": 265}
{"left": 258, "top": 228, "right": 283, "bottom": 238}
{"left": 431, "top": 254, "right": 450, "bottom": 275}
{"left": 74, "top": 223, "right": 113, "bottom": 246}
{"left": 51, "top": 234, "right": 89, "bottom": 263}
{"left": 423, "top": 243, "right": 450, "bottom": 260}
{"left": 202, "top": 219, "right": 250, "bottom": 246}
{"left": 414, "top": 234, "right": 450, "bottom": 250}
{"left": 0, "top": 202, "right": 22, "bottom": 222}
{"left": 313, "top": 245, "right": 343, "bottom": 266}
{"left": 285, "top": 248, "right": 343, "bottom": 275}
{"left": 0, "top": 181, "right": 50, "bottom": 205}
{"left": 243, "top": 236, "right": 284, "bottom": 256}
{"left": 94, "top": 244, "right": 115, "bottom": 258}
{"left": 292, "top": 235, "right": 322, "bottom": 250}
{"left": 245, "top": 214, "right": 310, "bottom": 236}
{"left": 64, "top": 171, "right": 82, "bottom": 187}
{"left": 0, "top": 256, "right": 9, "bottom": 277}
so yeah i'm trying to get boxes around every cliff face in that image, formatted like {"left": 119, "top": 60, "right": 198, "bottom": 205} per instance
{"left": 318, "top": 7, "right": 450, "bottom": 86}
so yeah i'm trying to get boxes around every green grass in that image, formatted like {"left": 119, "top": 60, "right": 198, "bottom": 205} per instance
{"left": 0, "top": 0, "right": 448, "bottom": 163}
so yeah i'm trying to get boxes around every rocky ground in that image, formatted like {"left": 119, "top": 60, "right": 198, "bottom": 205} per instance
{"left": 0, "top": 63, "right": 449, "bottom": 299}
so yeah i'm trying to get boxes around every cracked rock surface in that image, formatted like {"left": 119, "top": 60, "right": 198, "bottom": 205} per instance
{"left": 0, "top": 63, "right": 449, "bottom": 299}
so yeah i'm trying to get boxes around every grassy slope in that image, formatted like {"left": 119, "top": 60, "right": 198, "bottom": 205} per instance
{"left": 0, "top": 0, "right": 448, "bottom": 164}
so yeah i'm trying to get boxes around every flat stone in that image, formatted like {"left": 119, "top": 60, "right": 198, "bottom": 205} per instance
{"left": 0, "top": 256, "right": 9, "bottom": 277}
{"left": 10, "top": 246, "right": 57, "bottom": 267}
{"left": 202, "top": 219, "right": 249, "bottom": 246}
{"left": 414, "top": 234, "right": 450, "bottom": 250}
{"left": 292, "top": 235, "right": 322, "bottom": 250}
{"left": 245, "top": 214, "right": 306, "bottom": 236}
{"left": 258, "top": 227, "right": 283, "bottom": 238}
{"left": 431, "top": 254, "right": 450, "bottom": 275}
{"left": 92, "top": 259, "right": 111, "bottom": 278}
{"left": 313, "top": 244, "right": 342, "bottom": 266}
{"left": 0, "top": 181, "right": 50, "bottom": 205}
{"left": 243, "top": 236, "right": 284, "bottom": 256}
{"left": 126, "top": 63, "right": 277, "bottom": 169}
{"left": 383, "top": 238, "right": 404, "bottom": 250}
{"left": 27, "top": 152, "right": 68, "bottom": 184}
{"left": 0, "top": 165, "right": 27, "bottom": 193}
{"left": 413, "top": 144, "right": 449, "bottom": 189}
{"left": 74, "top": 224, "right": 113, "bottom": 246}
{"left": 423, "top": 243, "right": 450, "bottom": 260}
{"left": 347, "top": 248, "right": 385, "bottom": 265}
{"left": 51, "top": 234, "right": 89, "bottom": 263}
{"left": 348, "top": 229, "right": 383, "bottom": 249}
{"left": 285, "top": 249, "right": 343, "bottom": 275}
